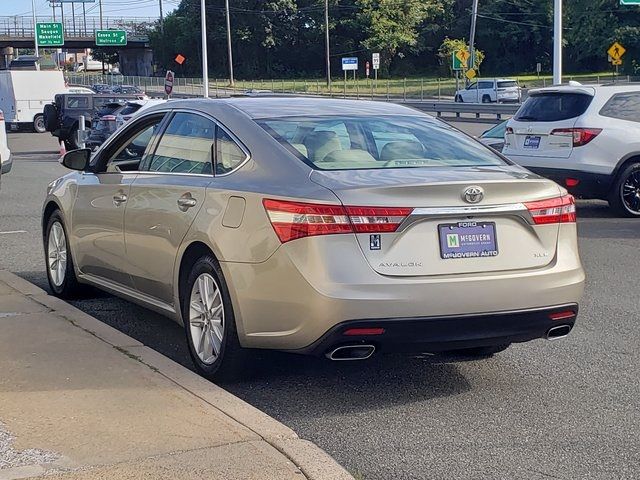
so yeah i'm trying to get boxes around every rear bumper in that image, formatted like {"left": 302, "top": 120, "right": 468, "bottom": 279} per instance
{"left": 527, "top": 167, "right": 613, "bottom": 199}
{"left": 293, "top": 304, "right": 578, "bottom": 356}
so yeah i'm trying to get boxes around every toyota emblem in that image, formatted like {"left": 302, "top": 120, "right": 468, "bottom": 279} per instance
{"left": 463, "top": 186, "right": 484, "bottom": 204}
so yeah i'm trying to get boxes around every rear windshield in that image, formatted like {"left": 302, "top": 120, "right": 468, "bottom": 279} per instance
{"left": 119, "top": 104, "right": 142, "bottom": 116}
{"left": 497, "top": 81, "right": 518, "bottom": 88}
{"left": 515, "top": 93, "right": 593, "bottom": 122}
{"left": 257, "top": 116, "right": 506, "bottom": 171}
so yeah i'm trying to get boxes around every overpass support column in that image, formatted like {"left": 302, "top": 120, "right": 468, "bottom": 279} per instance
{"left": 1, "top": 47, "right": 15, "bottom": 69}
{"left": 118, "top": 48, "right": 153, "bottom": 76}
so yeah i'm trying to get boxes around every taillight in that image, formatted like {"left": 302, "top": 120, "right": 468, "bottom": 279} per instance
{"left": 506, "top": 127, "right": 514, "bottom": 134}
{"left": 550, "top": 128, "right": 602, "bottom": 147}
{"left": 102, "top": 115, "right": 116, "bottom": 121}
{"left": 524, "top": 195, "right": 576, "bottom": 224}
{"left": 263, "top": 199, "right": 412, "bottom": 243}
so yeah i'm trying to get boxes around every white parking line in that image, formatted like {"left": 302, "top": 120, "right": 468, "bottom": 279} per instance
{"left": 0, "top": 230, "right": 27, "bottom": 235}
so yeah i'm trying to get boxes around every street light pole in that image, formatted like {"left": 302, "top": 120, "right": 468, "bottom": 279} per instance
{"left": 31, "top": 0, "right": 39, "bottom": 58}
{"left": 159, "top": 0, "right": 164, "bottom": 33}
{"left": 324, "top": 0, "right": 331, "bottom": 89}
{"left": 225, "top": 0, "right": 234, "bottom": 87}
{"left": 201, "top": 0, "right": 209, "bottom": 97}
{"left": 468, "top": 0, "right": 479, "bottom": 77}
{"left": 553, "top": 0, "right": 562, "bottom": 85}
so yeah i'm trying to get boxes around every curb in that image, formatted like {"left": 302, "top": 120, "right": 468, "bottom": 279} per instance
{"left": 0, "top": 271, "right": 353, "bottom": 480}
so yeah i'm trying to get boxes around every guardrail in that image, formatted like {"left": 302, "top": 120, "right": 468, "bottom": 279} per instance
{"left": 404, "top": 101, "right": 520, "bottom": 120}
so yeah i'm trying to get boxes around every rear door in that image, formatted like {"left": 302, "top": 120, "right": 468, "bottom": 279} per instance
{"left": 504, "top": 89, "right": 595, "bottom": 159}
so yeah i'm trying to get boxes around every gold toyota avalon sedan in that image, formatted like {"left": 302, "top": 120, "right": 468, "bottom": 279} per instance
{"left": 42, "top": 98, "right": 585, "bottom": 380}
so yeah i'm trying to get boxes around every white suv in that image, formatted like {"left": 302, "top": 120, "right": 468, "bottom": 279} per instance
{"left": 455, "top": 78, "right": 521, "bottom": 103}
{"left": 503, "top": 84, "right": 640, "bottom": 216}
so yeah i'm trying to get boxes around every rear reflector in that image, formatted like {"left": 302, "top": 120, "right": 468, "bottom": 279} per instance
{"left": 565, "top": 178, "right": 580, "bottom": 187}
{"left": 524, "top": 195, "right": 576, "bottom": 224}
{"left": 549, "top": 310, "right": 576, "bottom": 321}
{"left": 263, "top": 199, "right": 412, "bottom": 243}
{"left": 343, "top": 328, "right": 385, "bottom": 336}
{"left": 550, "top": 128, "right": 602, "bottom": 147}
{"left": 102, "top": 115, "right": 117, "bottom": 121}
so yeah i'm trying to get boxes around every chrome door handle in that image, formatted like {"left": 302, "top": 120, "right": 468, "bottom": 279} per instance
{"left": 113, "top": 193, "right": 128, "bottom": 206}
{"left": 177, "top": 196, "right": 197, "bottom": 210}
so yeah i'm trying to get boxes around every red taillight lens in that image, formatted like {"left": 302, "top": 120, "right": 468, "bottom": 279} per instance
{"left": 506, "top": 127, "right": 514, "bottom": 134}
{"left": 263, "top": 199, "right": 412, "bottom": 243}
{"left": 550, "top": 128, "right": 602, "bottom": 147}
{"left": 102, "top": 115, "right": 116, "bottom": 121}
{"left": 524, "top": 195, "right": 576, "bottom": 224}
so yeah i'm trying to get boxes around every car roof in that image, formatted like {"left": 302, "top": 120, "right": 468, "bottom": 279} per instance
{"left": 213, "top": 97, "right": 424, "bottom": 119}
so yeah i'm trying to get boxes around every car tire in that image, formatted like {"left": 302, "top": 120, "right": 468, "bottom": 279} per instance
{"left": 448, "top": 344, "right": 510, "bottom": 358}
{"left": 43, "top": 104, "right": 59, "bottom": 132}
{"left": 482, "top": 95, "right": 492, "bottom": 104}
{"left": 65, "top": 127, "right": 79, "bottom": 151}
{"left": 182, "top": 254, "right": 247, "bottom": 381}
{"left": 33, "top": 114, "right": 46, "bottom": 133}
{"left": 608, "top": 162, "right": 640, "bottom": 217}
{"left": 44, "top": 211, "right": 84, "bottom": 298}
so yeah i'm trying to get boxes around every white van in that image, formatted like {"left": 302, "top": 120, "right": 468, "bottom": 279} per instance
{"left": 0, "top": 70, "right": 67, "bottom": 133}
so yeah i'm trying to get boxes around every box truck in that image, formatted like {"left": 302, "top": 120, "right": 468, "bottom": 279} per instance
{"left": 0, "top": 70, "right": 67, "bottom": 132}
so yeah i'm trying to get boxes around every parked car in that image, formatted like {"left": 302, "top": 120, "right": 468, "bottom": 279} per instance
{"left": 43, "top": 98, "right": 584, "bottom": 380}
{"left": 478, "top": 120, "right": 507, "bottom": 152}
{"left": 43, "top": 93, "right": 145, "bottom": 149}
{"left": 115, "top": 99, "right": 167, "bottom": 128}
{"left": 111, "top": 85, "right": 145, "bottom": 95}
{"left": 85, "top": 103, "right": 126, "bottom": 149}
{"left": 91, "top": 84, "right": 113, "bottom": 93}
{"left": 503, "top": 84, "right": 640, "bottom": 217}
{"left": 455, "top": 78, "right": 521, "bottom": 104}
{"left": 0, "top": 109, "right": 12, "bottom": 178}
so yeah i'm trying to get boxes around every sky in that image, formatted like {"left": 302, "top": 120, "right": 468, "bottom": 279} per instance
{"left": 0, "top": 0, "right": 178, "bottom": 19}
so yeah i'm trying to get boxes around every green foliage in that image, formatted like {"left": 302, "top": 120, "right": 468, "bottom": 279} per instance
{"left": 438, "top": 37, "right": 484, "bottom": 73}
{"left": 148, "top": 0, "right": 640, "bottom": 78}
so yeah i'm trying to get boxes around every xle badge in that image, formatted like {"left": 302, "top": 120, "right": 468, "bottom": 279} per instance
{"left": 370, "top": 234, "right": 381, "bottom": 250}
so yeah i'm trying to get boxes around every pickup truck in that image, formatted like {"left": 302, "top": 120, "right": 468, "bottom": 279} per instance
{"left": 43, "top": 93, "right": 145, "bottom": 149}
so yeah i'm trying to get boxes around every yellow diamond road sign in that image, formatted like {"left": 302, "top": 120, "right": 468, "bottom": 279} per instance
{"left": 612, "top": 59, "right": 623, "bottom": 66}
{"left": 608, "top": 42, "right": 626, "bottom": 61}
{"left": 465, "top": 68, "right": 477, "bottom": 80}
{"left": 456, "top": 49, "right": 471, "bottom": 66}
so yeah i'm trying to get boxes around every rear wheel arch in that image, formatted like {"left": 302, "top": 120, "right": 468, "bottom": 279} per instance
{"left": 612, "top": 153, "right": 640, "bottom": 180}
{"left": 177, "top": 242, "right": 217, "bottom": 315}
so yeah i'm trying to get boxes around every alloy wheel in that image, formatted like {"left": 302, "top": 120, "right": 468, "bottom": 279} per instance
{"left": 622, "top": 170, "right": 640, "bottom": 214}
{"left": 189, "top": 273, "right": 225, "bottom": 365}
{"left": 47, "top": 221, "right": 67, "bottom": 287}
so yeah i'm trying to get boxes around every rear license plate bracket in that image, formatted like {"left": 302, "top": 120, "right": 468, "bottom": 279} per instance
{"left": 438, "top": 222, "right": 499, "bottom": 260}
{"left": 524, "top": 135, "right": 541, "bottom": 149}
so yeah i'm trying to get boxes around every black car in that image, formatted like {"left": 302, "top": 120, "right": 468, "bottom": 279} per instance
{"left": 111, "top": 85, "right": 144, "bottom": 95}
{"left": 85, "top": 103, "right": 126, "bottom": 149}
{"left": 43, "top": 93, "right": 144, "bottom": 149}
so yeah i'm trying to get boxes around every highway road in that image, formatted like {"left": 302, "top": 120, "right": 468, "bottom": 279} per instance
{"left": 2, "top": 127, "right": 638, "bottom": 480}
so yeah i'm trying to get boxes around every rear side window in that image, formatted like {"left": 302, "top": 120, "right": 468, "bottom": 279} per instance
{"left": 216, "top": 128, "right": 247, "bottom": 175}
{"left": 599, "top": 92, "right": 640, "bottom": 122}
{"left": 515, "top": 93, "right": 593, "bottom": 122}
{"left": 478, "top": 81, "right": 494, "bottom": 89}
{"left": 119, "top": 104, "right": 142, "bottom": 116}
{"left": 258, "top": 116, "right": 506, "bottom": 171}
{"left": 66, "top": 96, "right": 90, "bottom": 109}
{"left": 146, "top": 112, "right": 214, "bottom": 175}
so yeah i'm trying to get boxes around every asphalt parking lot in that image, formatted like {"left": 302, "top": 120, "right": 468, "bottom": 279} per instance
{"left": 2, "top": 130, "right": 639, "bottom": 479}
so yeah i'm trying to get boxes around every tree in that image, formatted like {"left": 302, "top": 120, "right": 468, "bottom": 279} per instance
{"left": 438, "top": 37, "right": 484, "bottom": 73}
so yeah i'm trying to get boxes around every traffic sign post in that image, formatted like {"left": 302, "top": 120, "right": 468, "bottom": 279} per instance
{"left": 452, "top": 49, "right": 470, "bottom": 71}
{"left": 164, "top": 70, "right": 175, "bottom": 98}
{"left": 95, "top": 30, "right": 127, "bottom": 46}
{"left": 342, "top": 57, "right": 358, "bottom": 91}
{"left": 372, "top": 52, "right": 380, "bottom": 85}
{"left": 607, "top": 42, "right": 626, "bottom": 79}
{"left": 36, "top": 22, "right": 64, "bottom": 47}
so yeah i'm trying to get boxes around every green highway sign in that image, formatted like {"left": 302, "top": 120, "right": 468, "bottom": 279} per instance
{"left": 95, "top": 30, "right": 127, "bottom": 46}
{"left": 36, "top": 22, "right": 64, "bottom": 46}
{"left": 620, "top": 1, "right": 640, "bottom": 5}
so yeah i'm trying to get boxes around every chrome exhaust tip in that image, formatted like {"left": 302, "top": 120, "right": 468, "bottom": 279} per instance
{"left": 326, "top": 344, "right": 376, "bottom": 361}
{"left": 546, "top": 324, "right": 572, "bottom": 340}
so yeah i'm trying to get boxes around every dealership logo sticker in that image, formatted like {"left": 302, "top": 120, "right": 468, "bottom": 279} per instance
{"left": 447, "top": 234, "right": 460, "bottom": 248}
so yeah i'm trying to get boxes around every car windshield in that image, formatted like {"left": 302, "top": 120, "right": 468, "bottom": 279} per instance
{"left": 258, "top": 115, "right": 506, "bottom": 171}
{"left": 515, "top": 92, "right": 593, "bottom": 122}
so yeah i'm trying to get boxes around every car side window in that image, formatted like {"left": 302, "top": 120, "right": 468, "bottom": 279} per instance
{"left": 146, "top": 112, "right": 214, "bottom": 175}
{"left": 467, "top": 82, "right": 477, "bottom": 90}
{"left": 216, "top": 127, "right": 247, "bottom": 175}
{"left": 600, "top": 92, "right": 640, "bottom": 122}
{"left": 478, "top": 81, "right": 494, "bottom": 90}
{"left": 105, "top": 119, "right": 164, "bottom": 173}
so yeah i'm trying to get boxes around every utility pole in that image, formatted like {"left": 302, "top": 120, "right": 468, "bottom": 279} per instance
{"left": 324, "top": 0, "right": 331, "bottom": 89}
{"left": 52, "top": 2, "right": 56, "bottom": 21}
{"left": 82, "top": 1, "right": 87, "bottom": 36}
{"left": 99, "top": 0, "right": 104, "bottom": 74}
{"left": 553, "top": 0, "right": 562, "bottom": 85}
{"left": 31, "top": 0, "right": 39, "bottom": 59}
{"left": 225, "top": 0, "right": 234, "bottom": 87}
{"left": 468, "top": 0, "right": 479, "bottom": 80}
{"left": 159, "top": 0, "right": 164, "bottom": 33}
{"left": 201, "top": 0, "right": 209, "bottom": 97}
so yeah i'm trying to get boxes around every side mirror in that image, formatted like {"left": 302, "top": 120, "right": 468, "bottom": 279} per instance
{"left": 61, "top": 148, "right": 91, "bottom": 171}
